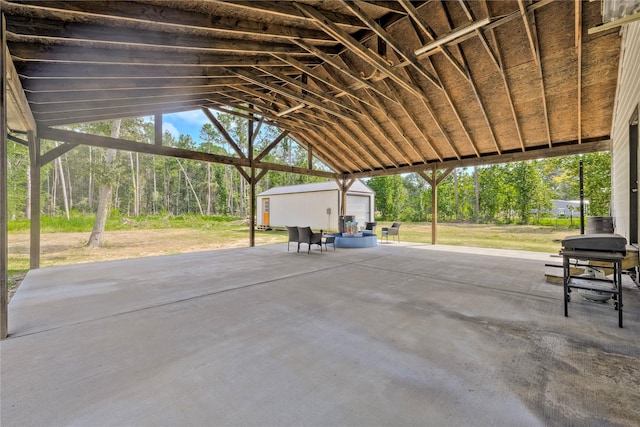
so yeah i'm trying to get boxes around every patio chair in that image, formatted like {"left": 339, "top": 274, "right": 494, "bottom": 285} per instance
{"left": 364, "top": 222, "right": 377, "bottom": 234}
{"left": 323, "top": 233, "right": 336, "bottom": 251}
{"left": 297, "top": 226, "right": 323, "bottom": 253}
{"left": 381, "top": 222, "right": 401, "bottom": 242}
{"left": 286, "top": 226, "right": 299, "bottom": 251}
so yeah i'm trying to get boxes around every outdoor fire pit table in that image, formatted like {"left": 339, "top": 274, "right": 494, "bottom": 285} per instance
{"left": 333, "top": 233, "right": 377, "bottom": 248}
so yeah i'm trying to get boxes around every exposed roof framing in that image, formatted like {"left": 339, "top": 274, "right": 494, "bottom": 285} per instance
{"left": 3, "top": 0, "right": 621, "bottom": 177}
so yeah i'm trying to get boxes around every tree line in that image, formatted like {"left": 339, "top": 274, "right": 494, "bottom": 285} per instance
{"left": 368, "top": 152, "right": 611, "bottom": 224}
{"left": 6, "top": 113, "right": 326, "bottom": 221}
{"left": 6, "top": 111, "right": 610, "bottom": 226}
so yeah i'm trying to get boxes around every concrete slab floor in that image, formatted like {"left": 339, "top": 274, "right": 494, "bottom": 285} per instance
{"left": 1, "top": 243, "right": 639, "bottom": 426}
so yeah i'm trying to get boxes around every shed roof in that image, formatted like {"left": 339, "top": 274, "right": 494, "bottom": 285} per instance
{"left": 3, "top": 0, "right": 621, "bottom": 178}
{"left": 258, "top": 179, "right": 373, "bottom": 196}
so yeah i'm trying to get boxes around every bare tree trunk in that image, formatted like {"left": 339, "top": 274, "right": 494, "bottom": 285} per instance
{"left": 88, "top": 146, "right": 93, "bottom": 211}
{"left": 53, "top": 143, "right": 70, "bottom": 219}
{"left": 51, "top": 159, "right": 58, "bottom": 215}
{"left": 176, "top": 159, "right": 203, "bottom": 216}
{"left": 56, "top": 156, "right": 69, "bottom": 219}
{"left": 25, "top": 166, "right": 31, "bottom": 219}
{"left": 152, "top": 157, "right": 157, "bottom": 215}
{"left": 87, "top": 119, "right": 120, "bottom": 248}
{"left": 474, "top": 166, "right": 479, "bottom": 223}
{"left": 65, "top": 153, "right": 73, "bottom": 210}
{"left": 453, "top": 169, "right": 459, "bottom": 221}
{"left": 206, "top": 163, "right": 211, "bottom": 215}
{"left": 129, "top": 152, "right": 138, "bottom": 217}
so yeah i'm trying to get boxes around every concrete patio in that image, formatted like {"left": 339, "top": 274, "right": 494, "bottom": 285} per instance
{"left": 2, "top": 243, "right": 639, "bottom": 426}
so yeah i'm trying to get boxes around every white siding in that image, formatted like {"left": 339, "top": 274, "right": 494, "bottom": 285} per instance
{"left": 258, "top": 190, "right": 339, "bottom": 231}
{"left": 345, "top": 195, "right": 370, "bottom": 226}
{"left": 611, "top": 22, "right": 640, "bottom": 243}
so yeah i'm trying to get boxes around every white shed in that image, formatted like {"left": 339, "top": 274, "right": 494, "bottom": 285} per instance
{"left": 257, "top": 180, "right": 374, "bottom": 232}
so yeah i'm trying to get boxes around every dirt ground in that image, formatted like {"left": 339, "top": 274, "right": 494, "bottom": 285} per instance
{"left": 8, "top": 229, "right": 286, "bottom": 299}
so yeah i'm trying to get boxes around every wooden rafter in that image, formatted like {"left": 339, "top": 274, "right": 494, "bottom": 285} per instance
{"left": 317, "top": 111, "right": 385, "bottom": 170}
{"left": 576, "top": 0, "right": 582, "bottom": 144}
{"left": 255, "top": 130, "right": 290, "bottom": 162}
{"left": 365, "top": 87, "right": 427, "bottom": 165}
{"left": 382, "top": 80, "right": 444, "bottom": 162}
{"left": 253, "top": 66, "right": 363, "bottom": 116}
{"left": 440, "top": 2, "right": 501, "bottom": 155}
{"left": 292, "top": 38, "right": 397, "bottom": 105}
{"left": 397, "top": 0, "right": 468, "bottom": 80}
{"left": 480, "top": 0, "right": 525, "bottom": 152}
{"left": 230, "top": 67, "right": 357, "bottom": 122}
{"left": 270, "top": 54, "right": 377, "bottom": 110}
{"left": 518, "top": 0, "right": 552, "bottom": 148}
{"left": 294, "top": 2, "right": 431, "bottom": 102}
{"left": 339, "top": 0, "right": 442, "bottom": 90}
{"left": 201, "top": 108, "right": 247, "bottom": 159}
{"left": 2, "top": 1, "right": 335, "bottom": 43}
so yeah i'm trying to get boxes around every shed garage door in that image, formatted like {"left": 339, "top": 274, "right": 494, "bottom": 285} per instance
{"left": 346, "top": 195, "right": 370, "bottom": 226}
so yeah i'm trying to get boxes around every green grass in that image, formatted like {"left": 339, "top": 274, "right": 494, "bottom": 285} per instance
{"left": 8, "top": 216, "right": 579, "bottom": 294}
{"left": 8, "top": 214, "right": 242, "bottom": 233}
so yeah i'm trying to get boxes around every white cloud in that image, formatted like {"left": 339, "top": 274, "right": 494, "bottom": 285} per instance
{"left": 170, "top": 110, "right": 209, "bottom": 126}
{"left": 162, "top": 122, "right": 180, "bottom": 138}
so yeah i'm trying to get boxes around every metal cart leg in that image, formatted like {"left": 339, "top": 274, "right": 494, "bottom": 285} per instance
{"left": 563, "top": 255, "right": 569, "bottom": 317}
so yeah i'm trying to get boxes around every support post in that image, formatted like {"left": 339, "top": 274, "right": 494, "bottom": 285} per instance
{"left": 579, "top": 158, "right": 584, "bottom": 234}
{"left": 29, "top": 131, "right": 40, "bottom": 269}
{"left": 1, "top": 14, "right": 8, "bottom": 339}
{"left": 154, "top": 113, "right": 162, "bottom": 146}
{"left": 431, "top": 164, "right": 438, "bottom": 245}
{"left": 248, "top": 112, "right": 255, "bottom": 247}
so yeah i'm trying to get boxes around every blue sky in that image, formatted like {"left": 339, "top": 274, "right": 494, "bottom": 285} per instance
{"left": 161, "top": 110, "right": 211, "bottom": 142}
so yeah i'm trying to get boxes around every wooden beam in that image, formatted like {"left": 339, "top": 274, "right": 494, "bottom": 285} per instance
{"left": 364, "top": 90, "right": 416, "bottom": 166}
{"left": 440, "top": 2, "right": 501, "bottom": 155}
{"left": 254, "top": 66, "right": 363, "bottom": 116}
{"left": 383, "top": 80, "right": 444, "bottom": 162}
{"left": 339, "top": 0, "right": 442, "bottom": 90}
{"left": 27, "top": 84, "right": 240, "bottom": 105}
{"left": 319, "top": 112, "right": 384, "bottom": 170}
{"left": 3, "top": 1, "right": 335, "bottom": 43}
{"left": 576, "top": 0, "right": 582, "bottom": 144}
{"left": 231, "top": 68, "right": 358, "bottom": 122}
{"left": 255, "top": 130, "right": 289, "bottom": 162}
{"left": 38, "top": 125, "right": 338, "bottom": 179}
{"left": 515, "top": 0, "right": 551, "bottom": 148}
{"left": 480, "top": 0, "right": 526, "bottom": 152}
{"left": 201, "top": 108, "right": 247, "bottom": 159}
{"left": 5, "top": 15, "right": 318, "bottom": 55}
{"left": 22, "top": 77, "right": 244, "bottom": 93}
{"left": 294, "top": 3, "right": 431, "bottom": 101}
{"left": 39, "top": 126, "right": 251, "bottom": 166}
{"left": 154, "top": 113, "right": 162, "bottom": 146}
{"left": 34, "top": 99, "right": 209, "bottom": 126}
{"left": 431, "top": 164, "right": 437, "bottom": 244}
{"left": 7, "top": 133, "right": 27, "bottom": 146}
{"left": 39, "top": 142, "right": 78, "bottom": 166}
{"left": 1, "top": 13, "right": 9, "bottom": 340}
{"left": 28, "top": 130, "right": 40, "bottom": 270}
{"left": 4, "top": 45, "right": 36, "bottom": 132}
{"left": 290, "top": 132, "right": 343, "bottom": 173}
{"left": 292, "top": 38, "right": 398, "bottom": 105}
{"left": 346, "top": 139, "right": 612, "bottom": 179}
{"left": 270, "top": 54, "right": 377, "bottom": 110}
{"left": 399, "top": 0, "right": 468, "bottom": 80}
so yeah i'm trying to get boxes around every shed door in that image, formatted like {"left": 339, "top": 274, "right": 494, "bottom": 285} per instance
{"left": 262, "top": 198, "right": 270, "bottom": 225}
{"left": 346, "top": 195, "right": 370, "bottom": 226}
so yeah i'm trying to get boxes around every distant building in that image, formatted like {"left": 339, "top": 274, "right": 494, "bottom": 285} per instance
{"left": 551, "top": 200, "right": 589, "bottom": 217}
{"left": 257, "top": 180, "right": 375, "bottom": 232}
